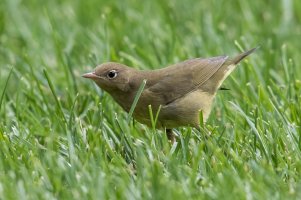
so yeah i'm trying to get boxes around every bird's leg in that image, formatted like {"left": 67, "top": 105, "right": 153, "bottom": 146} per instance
{"left": 166, "top": 129, "right": 176, "bottom": 143}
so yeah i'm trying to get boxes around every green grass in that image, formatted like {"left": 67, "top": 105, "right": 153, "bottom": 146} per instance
{"left": 1, "top": 0, "right": 301, "bottom": 199}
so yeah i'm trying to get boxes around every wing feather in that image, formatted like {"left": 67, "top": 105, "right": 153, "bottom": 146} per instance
{"left": 144, "top": 56, "right": 228, "bottom": 105}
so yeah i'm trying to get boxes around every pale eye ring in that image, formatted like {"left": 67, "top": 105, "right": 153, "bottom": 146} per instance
{"left": 107, "top": 70, "right": 118, "bottom": 79}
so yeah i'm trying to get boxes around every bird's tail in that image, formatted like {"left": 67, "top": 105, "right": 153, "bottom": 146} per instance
{"left": 202, "top": 47, "right": 258, "bottom": 94}
{"left": 229, "top": 47, "right": 259, "bottom": 65}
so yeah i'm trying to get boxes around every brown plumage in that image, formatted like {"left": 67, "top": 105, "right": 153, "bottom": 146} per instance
{"left": 83, "top": 48, "right": 257, "bottom": 143}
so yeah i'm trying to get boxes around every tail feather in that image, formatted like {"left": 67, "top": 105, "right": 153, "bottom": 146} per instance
{"left": 230, "top": 47, "right": 259, "bottom": 64}
{"left": 201, "top": 47, "right": 258, "bottom": 94}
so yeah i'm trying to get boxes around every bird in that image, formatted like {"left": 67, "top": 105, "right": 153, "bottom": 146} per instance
{"left": 83, "top": 48, "right": 257, "bottom": 143}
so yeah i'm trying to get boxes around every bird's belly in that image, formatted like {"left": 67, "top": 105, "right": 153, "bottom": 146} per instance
{"left": 158, "top": 90, "right": 215, "bottom": 128}
{"left": 132, "top": 90, "right": 215, "bottom": 129}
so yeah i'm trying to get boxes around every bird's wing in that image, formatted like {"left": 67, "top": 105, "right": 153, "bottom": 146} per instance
{"left": 144, "top": 56, "right": 228, "bottom": 105}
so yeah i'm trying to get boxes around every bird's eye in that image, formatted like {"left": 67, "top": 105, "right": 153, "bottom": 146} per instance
{"left": 107, "top": 70, "right": 118, "bottom": 79}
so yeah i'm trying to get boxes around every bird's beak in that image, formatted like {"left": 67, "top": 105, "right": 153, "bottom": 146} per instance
{"left": 82, "top": 72, "right": 99, "bottom": 79}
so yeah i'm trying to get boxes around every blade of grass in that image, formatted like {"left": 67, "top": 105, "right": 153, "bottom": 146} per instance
{"left": 68, "top": 93, "right": 79, "bottom": 131}
{"left": 148, "top": 104, "right": 162, "bottom": 130}
{"left": 127, "top": 79, "right": 147, "bottom": 122}
{"left": 0, "top": 67, "right": 13, "bottom": 112}
{"left": 43, "top": 69, "right": 67, "bottom": 125}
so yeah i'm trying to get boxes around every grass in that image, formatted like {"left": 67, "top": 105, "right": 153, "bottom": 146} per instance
{"left": 1, "top": 0, "right": 301, "bottom": 199}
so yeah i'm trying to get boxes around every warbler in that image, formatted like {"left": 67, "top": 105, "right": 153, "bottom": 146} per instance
{"left": 83, "top": 48, "right": 256, "bottom": 142}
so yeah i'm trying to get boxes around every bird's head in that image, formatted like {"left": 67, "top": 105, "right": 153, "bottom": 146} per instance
{"left": 82, "top": 62, "right": 136, "bottom": 93}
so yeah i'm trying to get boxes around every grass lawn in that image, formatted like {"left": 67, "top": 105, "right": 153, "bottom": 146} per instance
{"left": 1, "top": 0, "right": 301, "bottom": 199}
